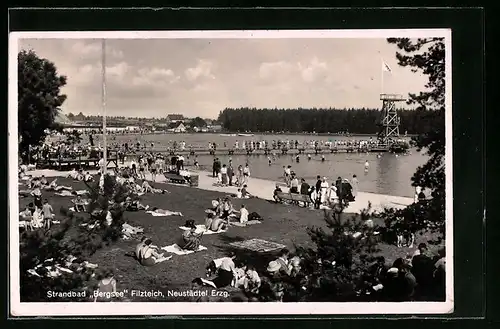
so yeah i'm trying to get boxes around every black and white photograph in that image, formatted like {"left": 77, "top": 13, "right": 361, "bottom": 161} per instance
{"left": 9, "top": 29, "right": 453, "bottom": 316}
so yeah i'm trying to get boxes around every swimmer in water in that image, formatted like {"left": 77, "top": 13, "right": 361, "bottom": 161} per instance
{"left": 321, "top": 155, "right": 325, "bottom": 162}
{"left": 296, "top": 155, "right": 300, "bottom": 163}
{"left": 308, "top": 154, "right": 312, "bottom": 161}
{"left": 364, "top": 160, "right": 370, "bottom": 172}
{"left": 268, "top": 156, "right": 272, "bottom": 166}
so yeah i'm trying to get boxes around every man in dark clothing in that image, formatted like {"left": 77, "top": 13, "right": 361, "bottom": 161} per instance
{"left": 335, "top": 177, "right": 343, "bottom": 205}
{"left": 215, "top": 158, "right": 221, "bottom": 177}
{"left": 273, "top": 184, "right": 283, "bottom": 203}
{"left": 212, "top": 159, "right": 217, "bottom": 177}
{"left": 315, "top": 175, "right": 322, "bottom": 209}
{"left": 300, "top": 178, "right": 310, "bottom": 195}
{"left": 227, "top": 164, "right": 234, "bottom": 186}
{"left": 299, "top": 178, "right": 311, "bottom": 207}
{"left": 412, "top": 243, "right": 435, "bottom": 299}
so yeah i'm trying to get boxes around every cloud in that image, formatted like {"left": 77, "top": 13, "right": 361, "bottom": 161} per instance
{"left": 185, "top": 59, "right": 215, "bottom": 81}
{"left": 299, "top": 57, "right": 328, "bottom": 83}
{"left": 259, "top": 61, "right": 295, "bottom": 80}
{"left": 70, "top": 41, "right": 101, "bottom": 57}
{"left": 107, "top": 62, "right": 130, "bottom": 78}
{"left": 17, "top": 38, "right": 430, "bottom": 118}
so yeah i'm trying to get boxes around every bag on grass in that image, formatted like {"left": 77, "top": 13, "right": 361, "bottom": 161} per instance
{"left": 249, "top": 212, "right": 263, "bottom": 222}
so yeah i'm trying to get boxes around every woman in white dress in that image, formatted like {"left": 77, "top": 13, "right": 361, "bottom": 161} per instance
{"left": 328, "top": 184, "right": 338, "bottom": 205}
{"left": 320, "top": 177, "right": 329, "bottom": 204}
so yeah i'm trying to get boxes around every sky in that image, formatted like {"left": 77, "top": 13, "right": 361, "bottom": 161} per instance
{"left": 18, "top": 37, "right": 429, "bottom": 119}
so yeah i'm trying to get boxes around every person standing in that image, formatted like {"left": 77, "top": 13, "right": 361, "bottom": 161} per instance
{"left": 335, "top": 176, "right": 343, "bottom": 205}
{"left": 178, "top": 154, "right": 185, "bottom": 170}
{"left": 227, "top": 163, "right": 234, "bottom": 186}
{"left": 212, "top": 158, "right": 218, "bottom": 177}
{"left": 290, "top": 174, "right": 299, "bottom": 194}
{"left": 320, "top": 177, "right": 329, "bottom": 205}
{"left": 215, "top": 158, "right": 222, "bottom": 177}
{"left": 237, "top": 165, "right": 243, "bottom": 187}
{"left": 314, "top": 175, "right": 322, "bottom": 209}
{"left": 221, "top": 164, "right": 228, "bottom": 186}
{"left": 351, "top": 174, "right": 359, "bottom": 200}
{"left": 243, "top": 163, "right": 250, "bottom": 185}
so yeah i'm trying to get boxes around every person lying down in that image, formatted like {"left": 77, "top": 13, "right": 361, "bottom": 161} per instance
{"left": 141, "top": 181, "right": 169, "bottom": 194}
{"left": 148, "top": 207, "right": 183, "bottom": 216}
{"left": 123, "top": 197, "right": 149, "bottom": 211}
{"left": 135, "top": 237, "right": 170, "bottom": 266}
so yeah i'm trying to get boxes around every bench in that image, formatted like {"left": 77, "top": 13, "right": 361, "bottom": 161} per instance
{"left": 275, "top": 191, "right": 313, "bottom": 206}
{"left": 164, "top": 172, "right": 189, "bottom": 185}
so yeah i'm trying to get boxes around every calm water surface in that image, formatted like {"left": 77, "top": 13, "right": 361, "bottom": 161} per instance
{"left": 81, "top": 133, "right": 428, "bottom": 198}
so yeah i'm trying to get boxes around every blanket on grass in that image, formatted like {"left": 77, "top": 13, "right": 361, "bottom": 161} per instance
{"left": 229, "top": 238, "right": 286, "bottom": 253}
{"left": 161, "top": 244, "right": 207, "bottom": 255}
{"left": 230, "top": 220, "right": 262, "bottom": 227}
{"left": 179, "top": 224, "right": 227, "bottom": 235}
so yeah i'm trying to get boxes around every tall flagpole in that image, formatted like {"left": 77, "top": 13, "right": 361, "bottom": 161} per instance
{"left": 101, "top": 39, "right": 107, "bottom": 175}
{"left": 381, "top": 58, "right": 384, "bottom": 95}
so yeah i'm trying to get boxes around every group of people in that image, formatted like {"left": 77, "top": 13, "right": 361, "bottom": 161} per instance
{"left": 274, "top": 169, "right": 360, "bottom": 209}
{"left": 212, "top": 158, "right": 251, "bottom": 187}
{"left": 363, "top": 244, "right": 446, "bottom": 301}
{"left": 195, "top": 248, "right": 303, "bottom": 302}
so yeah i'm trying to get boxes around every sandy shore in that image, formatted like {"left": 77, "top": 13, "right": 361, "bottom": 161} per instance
{"left": 22, "top": 166, "right": 413, "bottom": 214}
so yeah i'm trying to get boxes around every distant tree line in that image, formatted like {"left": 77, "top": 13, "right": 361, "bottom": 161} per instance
{"left": 217, "top": 107, "right": 431, "bottom": 135}
{"left": 66, "top": 112, "right": 210, "bottom": 127}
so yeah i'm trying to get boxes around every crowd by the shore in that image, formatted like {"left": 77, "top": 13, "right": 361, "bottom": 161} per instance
{"left": 18, "top": 145, "right": 441, "bottom": 302}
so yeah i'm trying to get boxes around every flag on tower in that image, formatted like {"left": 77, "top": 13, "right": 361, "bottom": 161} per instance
{"left": 382, "top": 60, "right": 392, "bottom": 73}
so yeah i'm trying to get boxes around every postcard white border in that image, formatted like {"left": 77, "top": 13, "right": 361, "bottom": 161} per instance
{"left": 9, "top": 29, "right": 453, "bottom": 316}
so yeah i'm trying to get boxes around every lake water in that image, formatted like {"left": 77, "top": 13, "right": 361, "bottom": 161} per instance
{"left": 80, "top": 133, "right": 429, "bottom": 198}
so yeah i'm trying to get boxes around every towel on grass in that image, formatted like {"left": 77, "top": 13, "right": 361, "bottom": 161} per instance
{"left": 200, "top": 278, "right": 217, "bottom": 288}
{"left": 179, "top": 224, "right": 226, "bottom": 235}
{"left": 161, "top": 244, "right": 207, "bottom": 255}
{"left": 231, "top": 220, "right": 262, "bottom": 227}
{"left": 146, "top": 211, "right": 182, "bottom": 217}
{"left": 52, "top": 220, "right": 61, "bottom": 224}
{"left": 75, "top": 190, "right": 89, "bottom": 196}
{"left": 55, "top": 191, "right": 74, "bottom": 197}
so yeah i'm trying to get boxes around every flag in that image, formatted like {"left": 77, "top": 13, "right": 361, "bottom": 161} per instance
{"left": 382, "top": 61, "right": 392, "bottom": 73}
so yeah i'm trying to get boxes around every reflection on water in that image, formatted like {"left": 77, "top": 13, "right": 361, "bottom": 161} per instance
{"left": 86, "top": 133, "right": 428, "bottom": 197}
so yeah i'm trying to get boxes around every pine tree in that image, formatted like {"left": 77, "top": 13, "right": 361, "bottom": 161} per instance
{"left": 20, "top": 174, "right": 129, "bottom": 301}
{"left": 294, "top": 204, "right": 380, "bottom": 302}
{"left": 384, "top": 37, "right": 446, "bottom": 235}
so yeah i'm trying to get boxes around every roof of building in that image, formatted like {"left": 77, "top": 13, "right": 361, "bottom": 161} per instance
{"left": 167, "top": 114, "right": 184, "bottom": 120}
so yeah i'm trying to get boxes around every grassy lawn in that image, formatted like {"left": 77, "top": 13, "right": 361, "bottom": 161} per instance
{"left": 18, "top": 176, "right": 442, "bottom": 302}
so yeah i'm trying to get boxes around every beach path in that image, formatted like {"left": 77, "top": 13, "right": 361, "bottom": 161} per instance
{"left": 23, "top": 168, "right": 413, "bottom": 214}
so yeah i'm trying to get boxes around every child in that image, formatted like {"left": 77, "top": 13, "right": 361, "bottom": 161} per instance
{"left": 239, "top": 204, "right": 249, "bottom": 224}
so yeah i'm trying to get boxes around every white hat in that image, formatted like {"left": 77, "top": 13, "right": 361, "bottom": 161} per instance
{"left": 267, "top": 261, "right": 281, "bottom": 273}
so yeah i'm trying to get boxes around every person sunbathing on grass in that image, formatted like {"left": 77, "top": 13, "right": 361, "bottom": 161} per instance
{"left": 180, "top": 227, "right": 204, "bottom": 251}
{"left": 204, "top": 213, "right": 228, "bottom": 232}
{"left": 123, "top": 197, "right": 149, "bottom": 211}
{"left": 135, "top": 238, "right": 169, "bottom": 266}
{"left": 68, "top": 168, "right": 79, "bottom": 180}
{"left": 240, "top": 185, "right": 252, "bottom": 199}
{"left": 73, "top": 195, "right": 87, "bottom": 212}
{"left": 29, "top": 207, "right": 44, "bottom": 231}
{"left": 149, "top": 207, "right": 183, "bottom": 217}
{"left": 19, "top": 205, "right": 33, "bottom": 221}
{"left": 141, "top": 180, "right": 169, "bottom": 194}
{"left": 44, "top": 179, "right": 73, "bottom": 192}
{"left": 40, "top": 175, "right": 48, "bottom": 186}
{"left": 84, "top": 172, "right": 93, "bottom": 182}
